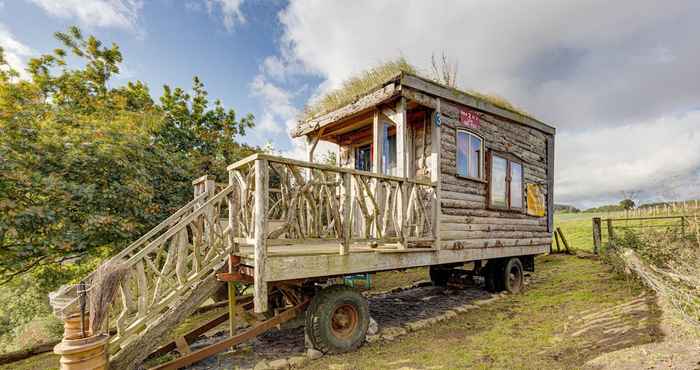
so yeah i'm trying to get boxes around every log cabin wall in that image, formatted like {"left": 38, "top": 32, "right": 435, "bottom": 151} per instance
{"left": 435, "top": 97, "right": 551, "bottom": 250}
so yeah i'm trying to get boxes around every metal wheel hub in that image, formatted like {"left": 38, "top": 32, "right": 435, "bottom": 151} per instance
{"left": 331, "top": 304, "right": 359, "bottom": 339}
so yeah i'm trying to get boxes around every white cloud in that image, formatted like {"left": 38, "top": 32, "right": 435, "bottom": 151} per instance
{"left": 556, "top": 111, "right": 700, "bottom": 207}
{"left": 0, "top": 24, "right": 32, "bottom": 79}
{"left": 270, "top": 0, "right": 700, "bottom": 206}
{"left": 29, "top": 0, "right": 143, "bottom": 30}
{"left": 206, "top": 0, "right": 245, "bottom": 31}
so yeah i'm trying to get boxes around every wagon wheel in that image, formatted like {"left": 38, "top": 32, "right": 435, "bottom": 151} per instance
{"left": 503, "top": 258, "right": 524, "bottom": 294}
{"left": 305, "top": 285, "right": 369, "bottom": 354}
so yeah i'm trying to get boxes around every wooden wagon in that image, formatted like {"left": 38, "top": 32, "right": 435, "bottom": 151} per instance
{"left": 49, "top": 71, "right": 555, "bottom": 369}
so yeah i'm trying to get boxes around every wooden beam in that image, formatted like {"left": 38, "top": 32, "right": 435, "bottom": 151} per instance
{"left": 261, "top": 244, "right": 549, "bottom": 281}
{"left": 150, "top": 300, "right": 308, "bottom": 370}
{"left": 546, "top": 136, "right": 555, "bottom": 233}
{"left": 253, "top": 159, "right": 269, "bottom": 314}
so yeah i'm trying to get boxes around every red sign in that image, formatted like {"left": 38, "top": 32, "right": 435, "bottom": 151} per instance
{"left": 460, "top": 109, "right": 480, "bottom": 129}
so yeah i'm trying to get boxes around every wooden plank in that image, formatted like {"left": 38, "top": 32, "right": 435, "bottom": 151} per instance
{"left": 261, "top": 244, "right": 549, "bottom": 281}
{"left": 253, "top": 159, "right": 269, "bottom": 314}
{"left": 150, "top": 300, "right": 308, "bottom": 370}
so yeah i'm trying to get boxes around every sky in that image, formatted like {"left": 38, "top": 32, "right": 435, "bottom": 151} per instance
{"left": 1, "top": 0, "right": 699, "bottom": 209}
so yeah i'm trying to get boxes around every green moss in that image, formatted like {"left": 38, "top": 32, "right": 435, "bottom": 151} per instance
{"left": 301, "top": 58, "right": 533, "bottom": 122}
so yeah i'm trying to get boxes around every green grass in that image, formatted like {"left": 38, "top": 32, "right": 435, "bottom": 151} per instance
{"left": 553, "top": 211, "right": 693, "bottom": 253}
{"left": 302, "top": 255, "right": 656, "bottom": 370}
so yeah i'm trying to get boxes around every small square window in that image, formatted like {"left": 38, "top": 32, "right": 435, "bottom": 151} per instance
{"left": 489, "top": 152, "right": 524, "bottom": 211}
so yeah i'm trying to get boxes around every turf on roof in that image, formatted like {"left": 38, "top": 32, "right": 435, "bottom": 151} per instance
{"left": 300, "top": 58, "right": 532, "bottom": 122}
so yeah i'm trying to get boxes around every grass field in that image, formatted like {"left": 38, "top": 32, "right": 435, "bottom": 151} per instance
{"left": 302, "top": 255, "right": 660, "bottom": 370}
{"left": 553, "top": 211, "right": 694, "bottom": 254}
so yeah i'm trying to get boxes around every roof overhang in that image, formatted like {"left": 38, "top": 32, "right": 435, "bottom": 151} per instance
{"left": 290, "top": 72, "right": 556, "bottom": 139}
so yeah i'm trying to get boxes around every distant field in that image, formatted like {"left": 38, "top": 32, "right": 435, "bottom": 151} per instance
{"left": 553, "top": 210, "right": 696, "bottom": 253}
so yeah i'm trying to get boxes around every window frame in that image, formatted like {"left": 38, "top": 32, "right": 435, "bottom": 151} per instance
{"left": 455, "top": 129, "right": 485, "bottom": 182}
{"left": 487, "top": 151, "right": 525, "bottom": 212}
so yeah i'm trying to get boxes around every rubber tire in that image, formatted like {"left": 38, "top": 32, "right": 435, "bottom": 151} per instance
{"left": 429, "top": 266, "right": 451, "bottom": 287}
{"left": 484, "top": 260, "right": 505, "bottom": 293}
{"left": 305, "top": 285, "right": 369, "bottom": 354}
{"left": 503, "top": 258, "right": 524, "bottom": 294}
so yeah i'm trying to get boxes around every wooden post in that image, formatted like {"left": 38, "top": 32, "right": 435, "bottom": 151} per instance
{"left": 396, "top": 98, "right": 407, "bottom": 178}
{"left": 371, "top": 109, "right": 383, "bottom": 239}
{"left": 341, "top": 172, "right": 352, "bottom": 255}
{"left": 606, "top": 219, "right": 615, "bottom": 248}
{"left": 592, "top": 217, "right": 602, "bottom": 254}
{"left": 556, "top": 227, "right": 571, "bottom": 254}
{"left": 253, "top": 159, "right": 269, "bottom": 314}
{"left": 431, "top": 99, "right": 442, "bottom": 249}
{"left": 227, "top": 170, "right": 239, "bottom": 253}
{"left": 395, "top": 98, "right": 408, "bottom": 248}
{"left": 553, "top": 230, "right": 561, "bottom": 253}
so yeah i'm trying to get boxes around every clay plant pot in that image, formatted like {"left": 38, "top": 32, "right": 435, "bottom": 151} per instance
{"left": 54, "top": 334, "right": 109, "bottom": 370}
{"left": 62, "top": 313, "right": 92, "bottom": 340}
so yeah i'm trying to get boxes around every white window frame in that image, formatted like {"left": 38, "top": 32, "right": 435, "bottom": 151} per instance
{"left": 455, "top": 129, "right": 485, "bottom": 181}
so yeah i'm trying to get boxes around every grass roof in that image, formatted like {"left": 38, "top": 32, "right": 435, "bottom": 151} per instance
{"left": 300, "top": 57, "right": 532, "bottom": 122}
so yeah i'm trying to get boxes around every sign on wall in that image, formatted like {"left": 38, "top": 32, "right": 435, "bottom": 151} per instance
{"left": 460, "top": 109, "right": 480, "bottom": 129}
{"left": 527, "top": 183, "right": 546, "bottom": 217}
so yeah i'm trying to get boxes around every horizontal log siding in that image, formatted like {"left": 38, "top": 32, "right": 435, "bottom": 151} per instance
{"left": 432, "top": 92, "right": 551, "bottom": 249}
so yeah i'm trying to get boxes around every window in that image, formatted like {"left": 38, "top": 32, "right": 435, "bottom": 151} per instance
{"left": 355, "top": 144, "right": 372, "bottom": 171}
{"left": 489, "top": 152, "right": 524, "bottom": 211}
{"left": 383, "top": 123, "right": 397, "bottom": 176}
{"left": 456, "top": 130, "right": 483, "bottom": 179}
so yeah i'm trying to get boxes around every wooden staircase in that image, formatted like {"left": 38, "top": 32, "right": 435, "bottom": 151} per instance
{"left": 50, "top": 176, "right": 238, "bottom": 370}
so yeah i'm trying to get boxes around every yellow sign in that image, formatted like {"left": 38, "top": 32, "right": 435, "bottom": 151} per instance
{"left": 527, "top": 184, "right": 546, "bottom": 217}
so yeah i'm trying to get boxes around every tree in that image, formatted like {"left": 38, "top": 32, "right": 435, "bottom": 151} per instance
{"left": 0, "top": 26, "right": 256, "bottom": 285}
{"left": 619, "top": 199, "right": 635, "bottom": 210}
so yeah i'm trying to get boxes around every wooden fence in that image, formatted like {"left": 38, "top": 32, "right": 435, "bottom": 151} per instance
{"left": 592, "top": 215, "right": 689, "bottom": 254}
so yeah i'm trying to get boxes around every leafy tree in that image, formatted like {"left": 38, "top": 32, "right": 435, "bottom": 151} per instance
{"left": 619, "top": 199, "right": 635, "bottom": 211}
{"left": 0, "top": 26, "right": 256, "bottom": 286}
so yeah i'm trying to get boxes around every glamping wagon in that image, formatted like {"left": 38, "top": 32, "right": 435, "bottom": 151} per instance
{"left": 49, "top": 71, "right": 555, "bottom": 369}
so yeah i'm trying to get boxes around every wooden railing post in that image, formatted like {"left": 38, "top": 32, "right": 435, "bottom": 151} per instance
{"left": 341, "top": 172, "right": 352, "bottom": 255}
{"left": 592, "top": 217, "right": 602, "bottom": 254}
{"left": 253, "top": 159, "right": 269, "bottom": 314}
{"left": 397, "top": 180, "right": 407, "bottom": 249}
{"left": 227, "top": 170, "right": 239, "bottom": 252}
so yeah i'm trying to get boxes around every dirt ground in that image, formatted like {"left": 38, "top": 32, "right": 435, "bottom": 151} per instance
{"left": 301, "top": 254, "right": 665, "bottom": 370}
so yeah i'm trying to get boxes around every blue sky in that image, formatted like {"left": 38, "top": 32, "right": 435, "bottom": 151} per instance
{"left": 1, "top": 0, "right": 699, "bottom": 208}
{"left": 0, "top": 0, "right": 314, "bottom": 154}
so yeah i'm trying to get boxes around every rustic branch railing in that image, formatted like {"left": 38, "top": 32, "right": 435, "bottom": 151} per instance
{"left": 50, "top": 175, "right": 237, "bottom": 357}
{"left": 227, "top": 154, "right": 437, "bottom": 253}
{"left": 108, "top": 184, "right": 235, "bottom": 348}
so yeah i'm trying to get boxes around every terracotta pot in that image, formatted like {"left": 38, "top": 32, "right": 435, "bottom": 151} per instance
{"left": 63, "top": 313, "right": 92, "bottom": 340}
{"left": 54, "top": 334, "right": 109, "bottom": 370}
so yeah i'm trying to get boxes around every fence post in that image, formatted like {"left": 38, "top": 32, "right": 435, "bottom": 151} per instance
{"left": 592, "top": 217, "right": 602, "bottom": 254}
{"left": 606, "top": 219, "right": 615, "bottom": 248}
